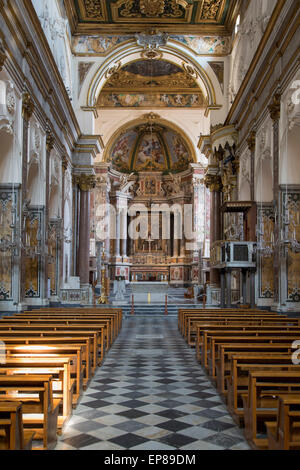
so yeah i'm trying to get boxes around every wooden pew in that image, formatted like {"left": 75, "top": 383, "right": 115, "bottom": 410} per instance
{"left": 0, "top": 320, "right": 109, "bottom": 353}
{"left": 178, "top": 308, "right": 271, "bottom": 333}
{"left": 178, "top": 309, "right": 281, "bottom": 338}
{"left": 0, "top": 331, "right": 98, "bottom": 386}
{"left": 4, "top": 344, "right": 84, "bottom": 404}
{"left": 24, "top": 308, "right": 123, "bottom": 335}
{"left": 241, "top": 371, "right": 300, "bottom": 450}
{"left": 0, "top": 402, "right": 35, "bottom": 450}
{"left": 0, "top": 375, "right": 61, "bottom": 450}
{"left": 224, "top": 353, "right": 298, "bottom": 423}
{"left": 187, "top": 315, "right": 298, "bottom": 347}
{"left": 196, "top": 324, "right": 300, "bottom": 362}
{"left": 0, "top": 329, "right": 101, "bottom": 378}
{"left": 266, "top": 394, "right": 300, "bottom": 450}
{"left": 203, "top": 334, "right": 300, "bottom": 375}
{"left": 5, "top": 315, "right": 116, "bottom": 348}
{"left": 0, "top": 357, "right": 74, "bottom": 430}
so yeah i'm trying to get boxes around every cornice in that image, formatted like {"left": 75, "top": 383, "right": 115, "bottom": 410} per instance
{"left": 225, "top": 0, "right": 288, "bottom": 125}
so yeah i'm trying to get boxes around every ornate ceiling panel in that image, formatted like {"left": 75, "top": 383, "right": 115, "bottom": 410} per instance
{"left": 97, "top": 59, "right": 207, "bottom": 109}
{"left": 65, "top": 0, "right": 241, "bottom": 34}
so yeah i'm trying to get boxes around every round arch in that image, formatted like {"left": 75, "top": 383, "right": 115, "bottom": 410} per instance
{"left": 86, "top": 42, "right": 219, "bottom": 110}
{"left": 103, "top": 115, "right": 197, "bottom": 166}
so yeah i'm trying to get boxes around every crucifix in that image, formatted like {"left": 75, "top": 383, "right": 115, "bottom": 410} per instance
{"left": 145, "top": 234, "right": 154, "bottom": 253}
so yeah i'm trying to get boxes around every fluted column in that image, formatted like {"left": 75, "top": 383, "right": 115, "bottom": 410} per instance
{"left": 269, "top": 92, "right": 281, "bottom": 306}
{"left": 20, "top": 92, "right": 34, "bottom": 303}
{"left": 77, "top": 174, "right": 95, "bottom": 287}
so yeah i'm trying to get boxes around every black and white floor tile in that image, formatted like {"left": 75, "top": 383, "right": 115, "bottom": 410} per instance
{"left": 55, "top": 316, "right": 250, "bottom": 450}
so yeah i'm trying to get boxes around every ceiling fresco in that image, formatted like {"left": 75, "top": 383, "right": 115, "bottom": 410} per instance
{"left": 108, "top": 123, "right": 193, "bottom": 173}
{"left": 97, "top": 59, "right": 207, "bottom": 108}
{"left": 65, "top": 0, "right": 240, "bottom": 34}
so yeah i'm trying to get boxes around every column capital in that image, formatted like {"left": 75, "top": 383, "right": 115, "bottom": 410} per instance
{"left": 204, "top": 174, "right": 222, "bottom": 192}
{"left": 268, "top": 92, "right": 281, "bottom": 122}
{"left": 75, "top": 173, "right": 96, "bottom": 191}
{"left": 247, "top": 130, "right": 256, "bottom": 152}
{"left": 46, "top": 129, "right": 55, "bottom": 152}
{"left": 22, "top": 92, "right": 34, "bottom": 121}
{"left": 62, "top": 156, "right": 69, "bottom": 173}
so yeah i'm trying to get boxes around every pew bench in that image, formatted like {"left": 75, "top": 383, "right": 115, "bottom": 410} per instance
{"left": 0, "top": 336, "right": 92, "bottom": 388}
{"left": 266, "top": 394, "right": 300, "bottom": 450}
{"left": 223, "top": 354, "right": 298, "bottom": 424}
{"left": 0, "top": 357, "right": 74, "bottom": 430}
{"left": 0, "top": 375, "right": 61, "bottom": 450}
{"left": 196, "top": 324, "right": 300, "bottom": 362}
{"left": 204, "top": 334, "right": 300, "bottom": 376}
{"left": 0, "top": 402, "right": 35, "bottom": 450}
{"left": 241, "top": 371, "right": 300, "bottom": 450}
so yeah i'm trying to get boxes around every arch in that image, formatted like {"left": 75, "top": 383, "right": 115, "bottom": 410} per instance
{"left": 103, "top": 116, "right": 197, "bottom": 168}
{"left": 86, "top": 42, "right": 219, "bottom": 110}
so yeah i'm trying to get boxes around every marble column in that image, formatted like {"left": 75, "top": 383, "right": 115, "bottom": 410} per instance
{"left": 77, "top": 174, "right": 95, "bottom": 287}
{"left": 225, "top": 269, "right": 232, "bottom": 308}
{"left": 206, "top": 175, "right": 222, "bottom": 286}
{"left": 241, "top": 269, "right": 247, "bottom": 304}
{"left": 247, "top": 131, "right": 256, "bottom": 202}
{"left": 20, "top": 93, "right": 34, "bottom": 303}
{"left": 220, "top": 270, "right": 226, "bottom": 308}
{"left": 115, "top": 205, "right": 121, "bottom": 258}
{"left": 269, "top": 92, "right": 281, "bottom": 306}
{"left": 44, "top": 126, "right": 55, "bottom": 299}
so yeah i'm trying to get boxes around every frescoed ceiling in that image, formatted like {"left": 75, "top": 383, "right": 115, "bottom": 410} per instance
{"left": 97, "top": 59, "right": 207, "bottom": 109}
{"left": 107, "top": 122, "right": 194, "bottom": 173}
{"left": 65, "top": 0, "right": 241, "bottom": 34}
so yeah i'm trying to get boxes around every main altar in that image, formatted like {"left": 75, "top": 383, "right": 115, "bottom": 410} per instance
{"left": 92, "top": 115, "right": 211, "bottom": 289}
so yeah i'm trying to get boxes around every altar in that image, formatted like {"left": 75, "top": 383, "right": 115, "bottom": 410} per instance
{"left": 131, "top": 282, "right": 169, "bottom": 304}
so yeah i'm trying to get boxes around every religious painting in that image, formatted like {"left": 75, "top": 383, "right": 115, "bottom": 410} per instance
{"left": 170, "top": 35, "right": 231, "bottom": 55}
{"left": 98, "top": 92, "right": 205, "bottom": 108}
{"left": 144, "top": 178, "right": 157, "bottom": 196}
{"left": 0, "top": 189, "right": 16, "bottom": 301}
{"left": 165, "top": 132, "right": 192, "bottom": 172}
{"left": 134, "top": 134, "right": 166, "bottom": 172}
{"left": 284, "top": 192, "right": 300, "bottom": 303}
{"left": 110, "top": 130, "right": 137, "bottom": 173}
{"left": 72, "top": 35, "right": 132, "bottom": 55}
{"left": 24, "top": 209, "right": 43, "bottom": 298}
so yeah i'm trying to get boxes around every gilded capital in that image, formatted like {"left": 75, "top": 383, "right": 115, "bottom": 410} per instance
{"left": 46, "top": 130, "right": 55, "bottom": 152}
{"left": 76, "top": 174, "right": 96, "bottom": 191}
{"left": 62, "top": 156, "right": 68, "bottom": 173}
{"left": 247, "top": 131, "right": 256, "bottom": 152}
{"left": 268, "top": 92, "right": 281, "bottom": 122}
{"left": 22, "top": 92, "right": 34, "bottom": 121}
{"left": 204, "top": 174, "right": 222, "bottom": 192}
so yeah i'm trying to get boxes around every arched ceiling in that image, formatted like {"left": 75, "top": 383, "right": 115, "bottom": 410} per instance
{"left": 106, "top": 119, "right": 194, "bottom": 174}
{"left": 97, "top": 59, "right": 207, "bottom": 109}
{"left": 65, "top": 0, "right": 241, "bottom": 35}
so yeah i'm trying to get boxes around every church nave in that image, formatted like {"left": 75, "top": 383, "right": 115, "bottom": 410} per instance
{"left": 55, "top": 317, "right": 250, "bottom": 451}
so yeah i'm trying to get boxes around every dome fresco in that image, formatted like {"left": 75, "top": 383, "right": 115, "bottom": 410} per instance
{"left": 109, "top": 124, "right": 193, "bottom": 174}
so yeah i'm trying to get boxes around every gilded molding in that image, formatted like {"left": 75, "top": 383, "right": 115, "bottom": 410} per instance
{"left": 22, "top": 92, "right": 35, "bottom": 121}
{"left": 204, "top": 173, "right": 222, "bottom": 192}
{"left": 268, "top": 92, "right": 281, "bottom": 122}
{"left": 247, "top": 130, "right": 256, "bottom": 152}
{"left": 75, "top": 173, "right": 96, "bottom": 191}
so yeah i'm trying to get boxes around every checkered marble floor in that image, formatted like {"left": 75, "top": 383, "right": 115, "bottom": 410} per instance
{"left": 55, "top": 316, "right": 251, "bottom": 450}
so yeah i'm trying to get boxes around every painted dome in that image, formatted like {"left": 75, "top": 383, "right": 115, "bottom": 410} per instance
{"left": 109, "top": 122, "right": 193, "bottom": 174}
